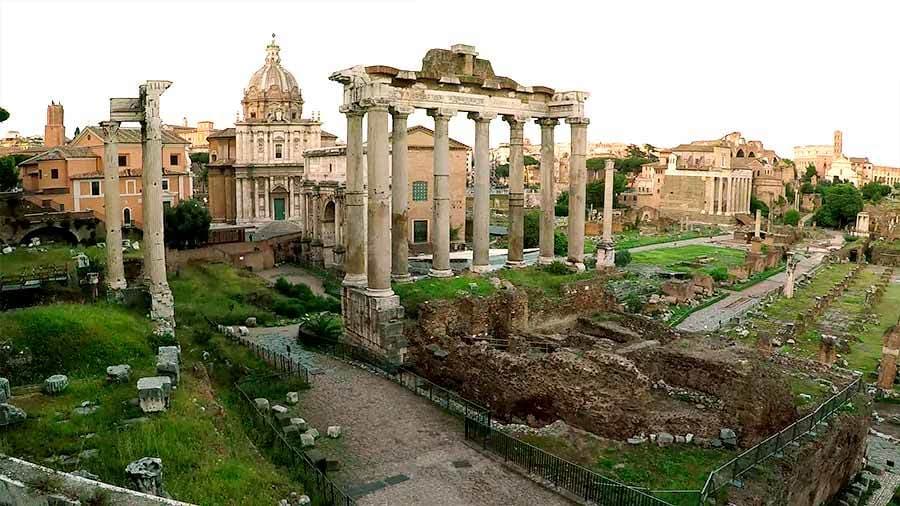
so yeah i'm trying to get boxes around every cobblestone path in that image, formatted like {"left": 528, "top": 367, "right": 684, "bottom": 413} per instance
{"left": 244, "top": 327, "right": 571, "bottom": 506}
{"left": 867, "top": 434, "right": 900, "bottom": 505}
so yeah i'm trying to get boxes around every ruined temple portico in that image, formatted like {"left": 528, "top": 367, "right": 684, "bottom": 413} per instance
{"left": 330, "top": 44, "right": 590, "bottom": 360}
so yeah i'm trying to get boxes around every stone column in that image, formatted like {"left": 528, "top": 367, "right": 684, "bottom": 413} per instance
{"left": 716, "top": 176, "right": 725, "bottom": 215}
{"left": 287, "top": 177, "right": 294, "bottom": 219}
{"left": 728, "top": 177, "right": 736, "bottom": 215}
{"left": 783, "top": 252, "right": 796, "bottom": 298}
{"left": 566, "top": 117, "right": 589, "bottom": 271}
{"left": 391, "top": 106, "right": 413, "bottom": 282}
{"left": 705, "top": 177, "right": 715, "bottom": 214}
{"left": 364, "top": 100, "right": 392, "bottom": 296}
{"left": 428, "top": 108, "right": 456, "bottom": 277}
{"left": 754, "top": 209, "right": 762, "bottom": 238}
{"left": 469, "top": 111, "right": 496, "bottom": 273}
{"left": 536, "top": 118, "right": 558, "bottom": 265}
{"left": 341, "top": 106, "right": 366, "bottom": 287}
{"left": 504, "top": 115, "right": 527, "bottom": 268}
{"left": 101, "top": 121, "right": 126, "bottom": 291}
{"left": 139, "top": 80, "right": 173, "bottom": 327}
{"left": 877, "top": 326, "right": 900, "bottom": 390}
{"left": 597, "top": 159, "right": 616, "bottom": 268}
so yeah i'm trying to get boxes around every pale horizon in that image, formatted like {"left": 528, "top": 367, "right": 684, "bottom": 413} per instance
{"left": 1, "top": 0, "right": 899, "bottom": 165}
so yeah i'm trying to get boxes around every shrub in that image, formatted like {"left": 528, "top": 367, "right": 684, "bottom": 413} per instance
{"left": 541, "top": 261, "right": 572, "bottom": 275}
{"left": 709, "top": 266, "right": 729, "bottom": 282}
{"left": 783, "top": 209, "right": 801, "bottom": 226}
{"left": 297, "top": 312, "right": 342, "bottom": 343}
{"left": 614, "top": 250, "right": 632, "bottom": 267}
{"left": 554, "top": 229, "right": 568, "bottom": 255}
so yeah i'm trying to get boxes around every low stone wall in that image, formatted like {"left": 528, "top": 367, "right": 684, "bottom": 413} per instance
{"left": 871, "top": 244, "right": 900, "bottom": 267}
{"left": 0, "top": 455, "right": 195, "bottom": 505}
{"left": 165, "top": 233, "right": 302, "bottom": 273}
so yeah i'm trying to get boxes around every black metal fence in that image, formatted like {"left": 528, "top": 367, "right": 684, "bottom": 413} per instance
{"left": 699, "top": 376, "right": 864, "bottom": 502}
{"left": 233, "top": 333, "right": 310, "bottom": 385}
{"left": 234, "top": 375, "right": 354, "bottom": 506}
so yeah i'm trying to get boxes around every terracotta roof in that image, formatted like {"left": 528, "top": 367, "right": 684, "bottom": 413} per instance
{"left": 207, "top": 128, "right": 236, "bottom": 139}
{"left": 69, "top": 167, "right": 187, "bottom": 180}
{"left": 321, "top": 130, "right": 337, "bottom": 139}
{"left": 18, "top": 146, "right": 98, "bottom": 165}
{"left": 79, "top": 125, "right": 189, "bottom": 145}
{"left": 405, "top": 125, "right": 470, "bottom": 149}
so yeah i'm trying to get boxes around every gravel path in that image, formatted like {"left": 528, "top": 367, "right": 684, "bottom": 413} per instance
{"left": 244, "top": 327, "right": 571, "bottom": 506}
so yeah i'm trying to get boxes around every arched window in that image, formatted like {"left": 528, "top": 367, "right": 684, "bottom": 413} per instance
{"left": 748, "top": 152, "right": 756, "bottom": 158}
{"left": 412, "top": 181, "right": 428, "bottom": 201}
{"left": 736, "top": 149, "right": 744, "bottom": 157}
{"left": 123, "top": 208, "right": 132, "bottom": 226}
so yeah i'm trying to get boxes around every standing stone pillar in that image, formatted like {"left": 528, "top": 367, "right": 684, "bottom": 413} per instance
{"left": 504, "top": 115, "right": 527, "bottom": 268}
{"left": 728, "top": 177, "right": 736, "bottom": 215}
{"left": 754, "top": 209, "right": 762, "bottom": 238}
{"left": 428, "top": 108, "right": 456, "bottom": 277}
{"left": 469, "top": 112, "right": 496, "bottom": 273}
{"left": 537, "top": 118, "right": 558, "bottom": 265}
{"left": 101, "top": 121, "right": 126, "bottom": 291}
{"left": 598, "top": 159, "right": 616, "bottom": 268}
{"left": 784, "top": 251, "right": 796, "bottom": 298}
{"left": 878, "top": 325, "right": 900, "bottom": 390}
{"left": 391, "top": 106, "right": 413, "bottom": 282}
{"left": 705, "top": 177, "right": 715, "bottom": 214}
{"left": 341, "top": 106, "right": 366, "bottom": 287}
{"left": 716, "top": 176, "right": 725, "bottom": 215}
{"left": 364, "top": 100, "right": 392, "bottom": 296}
{"left": 140, "top": 80, "right": 174, "bottom": 328}
{"left": 566, "top": 117, "right": 589, "bottom": 271}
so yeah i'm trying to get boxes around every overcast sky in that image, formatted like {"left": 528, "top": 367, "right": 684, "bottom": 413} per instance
{"left": 2, "top": 0, "right": 899, "bottom": 165}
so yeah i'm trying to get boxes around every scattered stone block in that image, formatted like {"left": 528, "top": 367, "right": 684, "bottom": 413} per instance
{"left": 283, "top": 424, "right": 302, "bottom": 437}
{"left": 290, "top": 418, "right": 309, "bottom": 431}
{"left": 237, "top": 326, "right": 250, "bottom": 336}
{"left": 675, "top": 435, "right": 685, "bottom": 444}
{"left": 106, "top": 364, "right": 132, "bottom": 383}
{"left": 306, "top": 428, "right": 320, "bottom": 440}
{"left": 626, "top": 435, "right": 646, "bottom": 445}
{"left": 327, "top": 426, "right": 342, "bottom": 439}
{"left": 685, "top": 433, "right": 694, "bottom": 444}
{"left": 271, "top": 404, "right": 288, "bottom": 415}
{"left": 710, "top": 438, "right": 723, "bottom": 448}
{"left": 286, "top": 392, "right": 299, "bottom": 405}
{"left": 43, "top": 374, "right": 69, "bottom": 395}
{"left": 0, "top": 403, "right": 26, "bottom": 426}
{"left": 254, "top": 398, "right": 270, "bottom": 412}
{"left": 156, "top": 347, "right": 181, "bottom": 386}
{"left": 297, "top": 495, "right": 311, "bottom": 506}
{"left": 719, "top": 428, "right": 738, "bottom": 448}
{"left": 126, "top": 457, "right": 167, "bottom": 497}
{"left": 657, "top": 432, "right": 674, "bottom": 447}
{"left": 300, "top": 433, "right": 315, "bottom": 448}
{"left": 0, "top": 377, "right": 9, "bottom": 403}
{"left": 137, "top": 376, "right": 172, "bottom": 413}
{"left": 73, "top": 400, "right": 99, "bottom": 415}
{"left": 245, "top": 317, "right": 257, "bottom": 327}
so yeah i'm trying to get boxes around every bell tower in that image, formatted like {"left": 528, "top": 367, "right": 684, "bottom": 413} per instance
{"left": 44, "top": 101, "right": 65, "bottom": 148}
{"left": 833, "top": 130, "right": 843, "bottom": 157}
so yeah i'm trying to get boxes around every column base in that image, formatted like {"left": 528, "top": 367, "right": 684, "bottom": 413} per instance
{"left": 537, "top": 255, "right": 555, "bottom": 266}
{"left": 565, "top": 260, "right": 586, "bottom": 272}
{"left": 391, "top": 273, "right": 413, "bottom": 284}
{"left": 471, "top": 264, "right": 491, "bottom": 274}
{"left": 366, "top": 287, "right": 395, "bottom": 298}
{"left": 429, "top": 268, "right": 454, "bottom": 278}
{"left": 343, "top": 273, "right": 368, "bottom": 288}
{"left": 107, "top": 280, "right": 127, "bottom": 291}
{"left": 595, "top": 244, "right": 616, "bottom": 269}
{"left": 341, "top": 286, "right": 407, "bottom": 365}
{"left": 505, "top": 259, "right": 527, "bottom": 269}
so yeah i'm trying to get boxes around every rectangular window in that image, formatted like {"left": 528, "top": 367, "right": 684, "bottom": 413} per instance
{"left": 413, "top": 220, "right": 428, "bottom": 243}
{"left": 118, "top": 154, "right": 127, "bottom": 167}
{"left": 59, "top": 203, "right": 64, "bottom": 211}
{"left": 126, "top": 180, "right": 136, "bottom": 194}
{"left": 90, "top": 181, "right": 101, "bottom": 196}
{"left": 275, "top": 143, "right": 283, "bottom": 159}
{"left": 51, "top": 168, "right": 59, "bottom": 179}
{"left": 412, "top": 181, "right": 428, "bottom": 201}
{"left": 169, "top": 154, "right": 179, "bottom": 166}
{"left": 163, "top": 201, "right": 172, "bottom": 211}
{"left": 161, "top": 179, "right": 169, "bottom": 192}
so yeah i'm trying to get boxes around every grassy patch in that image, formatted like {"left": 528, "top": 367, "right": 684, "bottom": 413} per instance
{"left": 629, "top": 245, "right": 746, "bottom": 276}
{"left": 393, "top": 275, "right": 495, "bottom": 316}
{"left": 845, "top": 280, "right": 900, "bottom": 375}
{"left": 614, "top": 227, "right": 722, "bottom": 251}
{"left": 496, "top": 264, "right": 595, "bottom": 298}
{"left": 0, "top": 243, "right": 142, "bottom": 278}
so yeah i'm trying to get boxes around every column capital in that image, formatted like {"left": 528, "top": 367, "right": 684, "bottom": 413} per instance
{"left": 100, "top": 121, "right": 120, "bottom": 141}
{"left": 535, "top": 117, "right": 559, "bottom": 128}
{"left": 390, "top": 105, "right": 415, "bottom": 117}
{"left": 604, "top": 159, "right": 615, "bottom": 171}
{"left": 427, "top": 108, "right": 457, "bottom": 120}
{"left": 339, "top": 104, "right": 365, "bottom": 116}
{"left": 566, "top": 117, "right": 590, "bottom": 126}
{"left": 502, "top": 114, "right": 530, "bottom": 128}
{"left": 359, "top": 97, "right": 391, "bottom": 112}
{"left": 467, "top": 111, "right": 498, "bottom": 123}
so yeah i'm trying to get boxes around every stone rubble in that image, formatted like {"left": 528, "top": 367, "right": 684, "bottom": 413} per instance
{"left": 327, "top": 425, "right": 342, "bottom": 438}
{"left": 43, "top": 374, "right": 69, "bottom": 395}
{"left": 125, "top": 457, "right": 169, "bottom": 498}
{"left": 106, "top": 364, "right": 132, "bottom": 383}
{"left": 286, "top": 391, "right": 299, "bottom": 405}
{"left": 137, "top": 376, "right": 172, "bottom": 413}
{"left": 0, "top": 377, "right": 9, "bottom": 403}
{"left": 0, "top": 402, "right": 27, "bottom": 426}
{"left": 156, "top": 346, "right": 181, "bottom": 386}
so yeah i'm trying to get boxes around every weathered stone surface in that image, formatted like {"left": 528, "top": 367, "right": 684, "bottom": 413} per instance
{"left": 237, "top": 326, "right": 250, "bottom": 336}
{"left": 71, "top": 469, "right": 100, "bottom": 481}
{"left": 720, "top": 428, "right": 738, "bottom": 448}
{"left": 306, "top": 428, "right": 320, "bottom": 439}
{"left": 0, "top": 377, "right": 9, "bottom": 403}
{"left": 107, "top": 364, "right": 132, "bottom": 383}
{"left": 657, "top": 432, "right": 674, "bottom": 447}
{"left": 627, "top": 435, "right": 646, "bottom": 445}
{"left": 286, "top": 391, "right": 299, "bottom": 405}
{"left": 125, "top": 457, "right": 168, "bottom": 497}
{"left": 254, "top": 398, "right": 270, "bottom": 412}
{"left": 300, "top": 433, "right": 315, "bottom": 448}
{"left": 137, "top": 376, "right": 172, "bottom": 413}
{"left": 156, "top": 346, "right": 181, "bottom": 386}
{"left": 290, "top": 418, "right": 309, "bottom": 431}
{"left": 246, "top": 317, "right": 257, "bottom": 327}
{"left": 271, "top": 404, "right": 288, "bottom": 415}
{"left": 0, "top": 403, "right": 26, "bottom": 426}
{"left": 327, "top": 425, "right": 342, "bottom": 438}
{"left": 73, "top": 400, "right": 99, "bottom": 415}
{"left": 297, "top": 495, "right": 311, "bottom": 505}
{"left": 43, "top": 374, "right": 69, "bottom": 395}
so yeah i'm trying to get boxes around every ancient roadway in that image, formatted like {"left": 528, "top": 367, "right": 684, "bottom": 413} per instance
{"left": 676, "top": 230, "right": 845, "bottom": 333}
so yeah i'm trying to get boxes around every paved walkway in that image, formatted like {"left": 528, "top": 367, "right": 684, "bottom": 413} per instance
{"left": 676, "top": 231, "right": 844, "bottom": 333}
{"left": 626, "top": 233, "right": 735, "bottom": 253}
{"left": 244, "top": 327, "right": 571, "bottom": 506}
{"left": 867, "top": 432, "right": 900, "bottom": 505}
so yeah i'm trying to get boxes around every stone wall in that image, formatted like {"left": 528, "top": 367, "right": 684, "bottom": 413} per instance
{"left": 165, "top": 233, "right": 302, "bottom": 272}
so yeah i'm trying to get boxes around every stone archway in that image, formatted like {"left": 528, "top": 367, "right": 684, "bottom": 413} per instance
{"left": 18, "top": 226, "right": 79, "bottom": 246}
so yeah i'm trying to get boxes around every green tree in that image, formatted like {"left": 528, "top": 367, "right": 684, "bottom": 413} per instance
{"left": 783, "top": 209, "right": 801, "bottom": 226}
{"left": 523, "top": 210, "right": 541, "bottom": 248}
{"left": 553, "top": 229, "right": 568, "bottom": 255}
{"left": 0, "top": 155, "right": 19, "bottom": 191}
{"left": 750, "top": 196, "right": 769, "bottom": 217}
{"left": 523, "top": 155, "right": 539, "bottom": 166}
{"left": 163, "top": 199, "right": 211, "bottom": 249}
{"left": 861, "top": 182, "right": 892, "bottom": 202}
{"left": 494, "top": 163, "right": 509, "bottom": 178}
{"left": 586, "top": 157, "right": 609, "bottom": 171}
{"left": 803, "top": 163, "right": 817, "bottom": 182}
{"left": 784, "top": 183, "right": 796, "bottom": 204}
{"left": 614, "top": 250, "right": 632, "bottom": 267}
{"left": 800, "top": 181, "right": 815, "bottom": 194}
{"left": 555, "top": 191, "right": 569, "bottom": 216}
{"left": 0, "top": 107, "right": 8, "bottom": 123}
{"left": 190, "top": 152, "right": 210, "bottom": 165}
{"left": 586, "top": 172, "right": 627, "bottom": 211}
{"left": 814, "top": 183, "right": 863, "bottom": 228}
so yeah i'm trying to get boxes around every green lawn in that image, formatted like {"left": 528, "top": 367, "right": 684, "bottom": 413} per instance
{"left": 845, "top": 279, "right": 900, "bottom": 375}
{"left": 614, "top": 227, "right": 722, "bottom": 251}
{"left": 629, "top": 245, "right": 746, "bottom": 276}
{"left": 393, "top": 275, "right": 496, "bottom": 316}
{"left": 0, "top": 243, "right": 142, "bottom": 278}
{"left": 496, "top": 264, "right": 596, "bottom": 298}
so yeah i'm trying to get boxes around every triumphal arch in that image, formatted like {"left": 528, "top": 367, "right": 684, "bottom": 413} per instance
{"left": 330, "top": 44, "right": 592, "bottom": 362}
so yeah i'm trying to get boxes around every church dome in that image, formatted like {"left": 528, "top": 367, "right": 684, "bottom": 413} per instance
{"left": 242, "top": 36, "right": 303, "bottom": 122}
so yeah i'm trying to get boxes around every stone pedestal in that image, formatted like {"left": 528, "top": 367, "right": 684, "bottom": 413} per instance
{"left": 342, "top": 286, "right": 406, "bottom": 364}
{"left": 126, "top": 457, "right": 168, "bottom": 498}
{"left": 878, "top": 326, "right": 900, "bottom": 389}
{"left": 138, "top": 376, "right": 172, "bottom": 413}
{"left": 597, "top": 242, "right": 615, "bottom": 268}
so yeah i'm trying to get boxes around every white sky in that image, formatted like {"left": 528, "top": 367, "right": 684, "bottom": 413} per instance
{"left": 1, "top": 0, "right": 899, "bottom": 165}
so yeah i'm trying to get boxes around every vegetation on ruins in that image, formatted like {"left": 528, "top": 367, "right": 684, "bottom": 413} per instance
{"left": 783, "top": 209, "right": 801, "bottom": 226}
{"left": 393, "top": 275, "right": 495, "bottom": 316}
{"left": 613, "top": 226, "right": 722, "bottom": 250}
{"left": 861, "top": 181, "right": 893, "bottom": 202}
{"left": 586, "top": 173, "right": 627, "bottom": 210}
{"left": 750, "top": 196, "right": 769, "bottom": 217}
{"left": 163, "top": 198, "right": 212, "bottom": 249}
{"left": 629, "top": 244, "right": 746, "bottom": 277}
{"left": 0, "top": 154, "right": 23, "bottom": 191}
{"left": 814, "top": 183, "right": 863, "bottom": 228}
{"left": 273, "top": 277, "right": 340, "bottom": 316}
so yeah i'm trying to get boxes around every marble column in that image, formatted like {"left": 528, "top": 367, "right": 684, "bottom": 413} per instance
{"left": 716, "top": 176, "right": 725, "bottom": 215}
{"left": 705, "top": 177, "right": 715, "bottom": 214}
{"left": 365, "top": 100, "right": 392, "bottom": 296}
{"left": 566, "top": 117, "right": 589, "bottom": 271}
{"left": 341, "top": 106, "right": 366, "bottom": 287}
{"left": 288, "top": 177, "right": 294, "bottom": 219}
{"left": 139, "top": 80, "right": 173, "bottom": 325}
{"left": 428, "top": 108, "right": 456, "bottom": 277}
{"left": 537, "top": 118, "right": 558, "bottom": 265}
{"left": 101, "top": 121, "right": 126, "bottom": 291}
{"left": 469, "top": 111, "right": 496, "bottom": 273}
{"left": 729, "top": 177, "right": 736, "bottom": 215}
{"left": 783, "top": 252, "right": 796, "bottom": 299}
{"left": 598, "top": 159, "right": 616, "bottom": 268}
{"left": 754, "top": 209, "right": 762, "bottom": 238}
{"left": 391, "top": 106, "right": 413, "bottom": 282}
{"left": 504, "top": 115, "right": 527, "bottom": 268}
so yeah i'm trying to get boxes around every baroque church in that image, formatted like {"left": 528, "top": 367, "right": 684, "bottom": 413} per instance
{"left": 206, "top": 36, "right": 337, "bottom": 227}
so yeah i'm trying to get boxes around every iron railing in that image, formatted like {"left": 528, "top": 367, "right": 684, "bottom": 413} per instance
{"left": 232, "top": 333, "right": 310, "bottom": 385}
{"left": 699, "top": 376, "right": 864, "bottom": 502}
{"left": 235, "top": 375, "right": 354, "bottom": 506}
